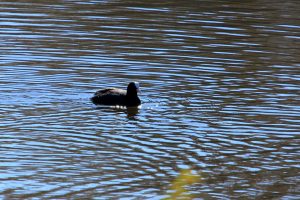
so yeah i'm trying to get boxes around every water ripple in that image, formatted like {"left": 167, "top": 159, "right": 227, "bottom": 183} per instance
{"left": 1, "top": 0, "right": 300, "bottom": 199}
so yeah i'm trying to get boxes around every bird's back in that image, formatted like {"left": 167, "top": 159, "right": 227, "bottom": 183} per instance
{"left": 91, "top": 88, "right": 127, "bottom": 105}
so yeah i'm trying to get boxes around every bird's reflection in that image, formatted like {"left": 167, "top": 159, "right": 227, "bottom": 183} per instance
{"left": 125, "top": 106, "right": 140, "bottom": 120}
{"left": 95, "top": 105, "right": 140, "bottom": 120}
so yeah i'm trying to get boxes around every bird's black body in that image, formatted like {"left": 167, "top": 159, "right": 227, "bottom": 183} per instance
{"left": 91, "top": 82, "right": 141, "bottom": 107}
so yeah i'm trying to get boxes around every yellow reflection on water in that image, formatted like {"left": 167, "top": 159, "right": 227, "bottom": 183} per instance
{"left": 165, "top": 169, "right": 201, "bottom": 200}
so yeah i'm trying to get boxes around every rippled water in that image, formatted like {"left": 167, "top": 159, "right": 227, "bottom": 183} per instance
{"left": 1, "top": 0, "right": 300, "bottom": 199}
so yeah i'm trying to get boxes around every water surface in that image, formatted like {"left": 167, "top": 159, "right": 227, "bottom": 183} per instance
{"left": 1, "top": 0, "right": 300, "bottom": 199}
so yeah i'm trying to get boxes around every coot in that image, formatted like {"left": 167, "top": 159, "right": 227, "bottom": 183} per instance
{"left": 91, "top": 82, "right": 141, "bottom": 107}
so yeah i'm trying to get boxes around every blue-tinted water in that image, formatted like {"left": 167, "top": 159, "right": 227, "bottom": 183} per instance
{"left": 0, "top": 0, "right": 299, "bottom": 199}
